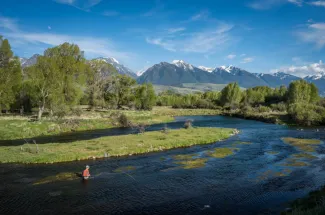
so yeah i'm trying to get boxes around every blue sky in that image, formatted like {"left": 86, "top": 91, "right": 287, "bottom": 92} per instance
{"left": 1, "top": 0, "right": 325, "bottom": 76}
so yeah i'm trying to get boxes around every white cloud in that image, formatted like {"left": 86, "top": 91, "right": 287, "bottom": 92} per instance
{"left": 297, "top": 22, "right": 325, "bottom": 48}
{"left": 271, "top": 61, "right": 325, "bottom": 77}
{"left": 310, "top": 23, "right": 325, "bottom": 30}
{"left": 190, "top": 10, "right": 209, "bottom": 21}
{"left": 1, "top": 16, "right": 131, "bottom": 60}
{"left": 168, "top": 27, "right": 186, "bottom": 34}
{"left": 146, "top": 23, "right": 234, "bottom": 54}
{"left": 310, "top": 1, "right": 325, "bottom": 7}
{"left": 53, "top": 0, "right": 102, "bottom": 10}
{"left": 48, "top": 26, "right": 52, "bottom": 30}
{"left": 0, "top": 16, "right": 19, "bottom": 32}
{"left": 248, "top": 0, "right": 303, "bottom": 10}
{"left": 227, "top": 54, "right": 236, "bottom": 59}
{"left": 288, "top": 0, "right": 303, "bottom": 6}
{"left": 102, "top": 11, "right": 119, "bottom": 16}
{"left": 241, "top": 57, "right": 254, "bottom": 63}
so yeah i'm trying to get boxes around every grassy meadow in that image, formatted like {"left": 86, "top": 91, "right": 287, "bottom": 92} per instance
{"left": 0, "top": 127, "right": 235, "bottom": 164}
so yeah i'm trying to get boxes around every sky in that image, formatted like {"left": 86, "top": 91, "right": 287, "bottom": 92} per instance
{"left": 1, "top": 0, "right": 325, "bottom": 77}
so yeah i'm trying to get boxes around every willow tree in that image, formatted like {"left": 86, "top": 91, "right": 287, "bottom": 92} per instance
{"left": 44, "top": 43, "right": 86, "bottom": 107}
{"left": 25, "top": 56, "right": 62, "bottom": 120}
{"left": 0, "top": 36, "right": 22, "bottom": 112}
{"left": 86, "top": 60, "right": 117, "bottom": 109}
{"left": 134, "top": 83, "right": 156, "bottom": 110}
{"left": 219, "top": 82, "right": 241, "bottom": 107}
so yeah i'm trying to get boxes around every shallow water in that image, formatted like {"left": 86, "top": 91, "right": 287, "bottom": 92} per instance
{"left": 1, "top": 116, "right": 325, "bottom": 215}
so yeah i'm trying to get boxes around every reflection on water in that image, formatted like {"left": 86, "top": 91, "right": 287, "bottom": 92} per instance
{"left": 1, "top": 115, "right": 325, "bottom": 215}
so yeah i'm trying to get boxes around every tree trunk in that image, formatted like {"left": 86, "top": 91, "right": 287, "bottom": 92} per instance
{"left": 38, "top": 105, "right": 44, "bottom": 120}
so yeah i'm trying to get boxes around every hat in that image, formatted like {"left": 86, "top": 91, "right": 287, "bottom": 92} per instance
{"left": 86, "top": 165, "right": 90, "bottom": 168}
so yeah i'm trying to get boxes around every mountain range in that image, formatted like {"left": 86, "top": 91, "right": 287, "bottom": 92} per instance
{"left": 19, "top": 55, "right": 325, "bottom": 95}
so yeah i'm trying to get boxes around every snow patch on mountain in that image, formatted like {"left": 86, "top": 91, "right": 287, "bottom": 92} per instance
{"left": 172, "top": 60, "right": 194, "bottom": 71}
{"left": 198, "top": 66, "right": 214, "bottom": 73}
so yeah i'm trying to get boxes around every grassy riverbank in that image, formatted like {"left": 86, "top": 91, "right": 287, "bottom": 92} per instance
{"left": 0, "top": 127, "right": 235, "bottom": 164}
{"left": 221, "top": 109, "right": 290, "bottom": 125}
{"left": 0, "top": 107, "right": 221, "bottom": 140}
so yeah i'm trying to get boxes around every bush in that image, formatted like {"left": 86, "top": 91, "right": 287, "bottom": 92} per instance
{"left": 118, "top": 113, "right": 130, "bottom": 127}
{"left": 184, "top": 120, "right": 192, "bottom": 129}
{"left": 288, "top": 103, "right": 325, "bottom": 126}
{"left": 257, "top": 105, "right": 271, "bottom": 113}
{"left": 53, "top": 105, "right": 70, "bottom": 119}
{"left": 71, "top": 107, "right": 83, "bottom": 117}
{"left": 270, "top": 102, "right": 287, "bottom": 112}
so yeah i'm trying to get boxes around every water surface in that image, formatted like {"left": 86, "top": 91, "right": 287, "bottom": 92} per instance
{"left": 1, "top": 116, "right": 325, "bottom": 215}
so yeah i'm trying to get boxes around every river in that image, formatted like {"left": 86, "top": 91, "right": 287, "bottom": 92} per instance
{"left": 1, "top": 116, "right": 325, "bottom": 215}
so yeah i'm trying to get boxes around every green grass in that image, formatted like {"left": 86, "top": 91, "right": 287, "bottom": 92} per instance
{"left": 207, "top": 147, "right": 238, "bottom": 158}
{"left": 281, "top": 137, "right": 322, "bottom": 152}
{"left": 0, "top": 127, "right": 235, "bottom": 164}
{"left": 0, "top": 107, "right": 221, "bottom": 140}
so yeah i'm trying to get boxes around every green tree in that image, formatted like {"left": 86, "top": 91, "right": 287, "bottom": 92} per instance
{"left": 135, "top": 83, "right": 156, "bottom": 110}
{"left": 44, "top": 43, "right": 86, "bottom": 107}
{"left": 0, "top": 37, "right": 22, "bottom": 112}
{"left": 287, "top": 80, "right": 319, "bottom": 104}
{"left": 25, "top": 56, "right": 62, "bottom": 120}
{"left": 219, "top": 82, "right": 241, "bottom": 107}
{"left": 104, "top": 75, "right": 137, "bottom": 109}
{"left": 86, "top": 60, "right": 117, "bottom": 109}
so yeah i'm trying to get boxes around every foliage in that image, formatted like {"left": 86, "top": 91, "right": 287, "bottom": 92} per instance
{"left": 0, "top": 36, "right": 22, "bottom": 111}
{"left": 287, "top": 80, "right": 319, "bottom": 104}
{"left": 134, "top": 83, "right": 156, "bottom": 110}
{"left": 220, "top": 82, "right": 241, "bottom": 107}
{"left": 118, "top": 113, "right": 130, "bottom": 127}
{"left": 85, "top": 59, "right": 117, "bottom": 109}
{"left": 24, "top": 56, "right": 62, "bottom": 119}
{"left": 104, "top": 74, "right": 137, "bottom": 109}
{"left": 288, "top": 103, "right": 325, "bottom": 126}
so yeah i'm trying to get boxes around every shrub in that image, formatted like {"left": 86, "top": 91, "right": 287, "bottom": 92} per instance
{"left": 118, "top": 113, "right": 130, "bottom": 127}
{"left": 270, "top": 102, "right": 287, "bottom": 112}
{"left": 71, "top": 107, "right": 83, "bottom": 117}
{"left": 53, "top": 105, "right": 70, "bottom": 119}
{"left": 288, "top": 103, "right": 325, "bottom": 126}
{"left": 257, "top": 105, "right": 271, "bottom": 113}
{"left": 184, "top": 120, "right": 192, "bottom": 129}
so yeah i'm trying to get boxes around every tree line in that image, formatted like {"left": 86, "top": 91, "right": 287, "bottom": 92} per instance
{"left": 0, "top": 37, "right": 156, "bottom": 119}
{"left": 156, "top": 81, "right": 325, "bottom": 126}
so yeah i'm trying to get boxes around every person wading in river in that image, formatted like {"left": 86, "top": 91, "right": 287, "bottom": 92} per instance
{"left": 82, "top": 165, "right": 91, "bottom": 180}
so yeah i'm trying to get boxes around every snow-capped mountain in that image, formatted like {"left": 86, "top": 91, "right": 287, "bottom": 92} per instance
{"left": 254, "top": 72, "right": 301, "bottom": 88}
{"left": 137, "top": 67, "right": 149, "bottom": 77}
{"left": 19, "top": 54, "right": 41, "bottom": 68}
{"left": 96, "top": 57, "right": 137, "bottom": 78}
{"left": 172, "top": 60, "right": 194, "bottom": 71}
{"left": 305, "top": 72, "right": 325, "bottom": 81}
{"left": 198, "top": 66, "right": 214, "bottom": 73}
{"left": 137, "top": 61, "right": 219, "bottom": 86}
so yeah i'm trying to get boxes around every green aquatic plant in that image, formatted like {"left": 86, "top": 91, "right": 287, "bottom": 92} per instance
{"left": 207, "top": 148, "right": 238, "bottom": 158}
{"left": 34, "top": 172, "right": 78, "bottom": 185}
{"left": 282, "top": 158, "right": 310, "bottom": 167}
{"left": 175, "top": 158, "right": 208, "bottom": 169}
{"left": 281, "top": 137, "right": 321, "bottom": 152}
{"left": 292, "top": 153, "right": 317, "bottom": 160}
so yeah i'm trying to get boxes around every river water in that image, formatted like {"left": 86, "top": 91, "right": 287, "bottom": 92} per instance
{"left": 1, "top": 116, "right": 325, "bottom": 215}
